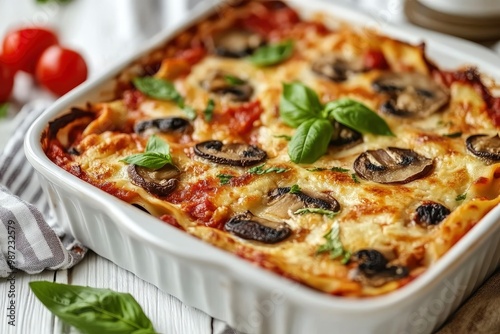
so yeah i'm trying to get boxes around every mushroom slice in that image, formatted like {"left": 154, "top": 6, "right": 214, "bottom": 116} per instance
{"left": 466, "top": 134, "right": 500, "bottom": 162}
{"left": 194, "top": 140, "right": 267, "bottom": 167}
{"left": 351, "top": 249, "right": 409, "bottom": 287}
{"left": 414, "top": 201, "right": 450, "bottom": 227}
{"left": 312, "top": 55, "right": 364, "bottom": 82}
{"left": 330, "top": 122, "right": 363, "bottom": 149}
{"left": 372, "top": 72, "right": 449, "bottom": 118}
{"left": 208, "top": 29, "right": 264, "bottom": 58}
{"left": 134, "top": 117, "right": 191, "bottom": 136}
{"left": 353, "top": 147, "right": 433, "bottom": 184}
{"left": 201, "top": 72, "right": 254, "bottom": 102}
{"left": 224, "top": 211, "right": 291, "bottom": 244}
{"left": 267, "top": 187, "right": 340, "bottom": 219}
{"left": 127, "top": 164, "right": 180, "bottom": 196}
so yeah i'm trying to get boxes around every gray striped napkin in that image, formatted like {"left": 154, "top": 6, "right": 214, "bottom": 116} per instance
{"left": 0, "top": 103, "right": 87, "bottom": 278}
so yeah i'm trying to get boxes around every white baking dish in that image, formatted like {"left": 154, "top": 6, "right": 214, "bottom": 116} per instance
{"left": 24, "top": 1, "right": 500, "bottom": 333}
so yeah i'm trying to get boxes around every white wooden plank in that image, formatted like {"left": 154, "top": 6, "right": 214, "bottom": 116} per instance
{"left": 53, "top": 269, "right": 70, "bottom": 334}
{"left": 0, "top": 270, "right": 56, "bottom": 334}
{"left": 66, "top": 252, "right": 212, "bottom": 334}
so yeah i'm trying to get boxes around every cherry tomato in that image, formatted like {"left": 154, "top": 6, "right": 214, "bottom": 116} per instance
{"left": 36, "top": 45, "right": 88, "bottom": 96}
{"left": 0, "top": 60, "right": 14, "bottom": 102}
{"left": 1, "top": 27, "right": 58, "bottom": 74}
{"left": 364, "top": 50, "right": 389, "bottom": 70}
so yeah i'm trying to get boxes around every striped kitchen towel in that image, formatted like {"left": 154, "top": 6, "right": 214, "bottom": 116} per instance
{"left": 0, "top": 102, "right": 87, "bottom": 278}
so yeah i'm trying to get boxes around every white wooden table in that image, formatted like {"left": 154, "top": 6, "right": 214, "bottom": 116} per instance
{"left": 1, "top": 1, "right": 499, "bottom": 333}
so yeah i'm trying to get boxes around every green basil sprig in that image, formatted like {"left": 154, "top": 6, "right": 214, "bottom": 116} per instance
{"left": 30, "top": 281, "right": 157, "bottom": 334}
{"left": 133, "top": 77, "right": 196, "bottom": 120}
{"left": 248, "top": 164, "right": 289, "bottom": 175}
{"left": 204, "top": 99, "right": 215, "bottom": 122}
{"left": 248, "top": 40, "right": 294, "bottom": 67}
{"left": 280, "top": 82, "right": 394, "bottom": 164}
{"left": 121, "top": 135, "right": 174, "bottom": 170}
{"left": 316, "top": 221, "right": 351, "bottom": 264}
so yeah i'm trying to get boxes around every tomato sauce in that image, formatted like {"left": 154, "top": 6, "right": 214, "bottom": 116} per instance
{"left": 214, "top": 100, "right": 264, "bottom": 138}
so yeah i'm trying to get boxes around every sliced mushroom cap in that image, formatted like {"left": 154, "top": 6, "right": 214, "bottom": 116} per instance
{"left": 128, "top": 164, "right": 180, "bottom": 196}
{"left": 373, "top": 72, "right": 449, "bottom": 118}
{"left": 208, "top": 29, "right": 264, "bottom": 58}
{"left": 466, "top": 134, "right": 500, "bottom": 162}
{"left": 351, "top": 249, "right": 409, "bottom": 287}
{"left": 224, "top": 211, "right": 291, "bottom": 243}
{"left": 134, "top": 117, "right": 191, "bottom": 136}
{"left": 47, "top": 107, "right": 94, "bottom": 140}
{"left": 312, "top": 55, "right": 364, "bottom": 82}
{"left": 201, "top": 72, "right": 254, "bottom": 102}
{"left": 267, "top": 187, "right": 340, "bottom": 219}
{"left": 330, "top": 122, "right": 363, "bottom": 149}
{"left": 353, "top": 147, "right": 433, "bottom": 184}
{"left": 414, "top": 201, "right": 450, "bottom": 227}
{"left": 194, "top": 140, "right": 267, "bottom": 167}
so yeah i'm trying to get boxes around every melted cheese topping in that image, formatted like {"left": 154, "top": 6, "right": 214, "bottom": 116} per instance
{"left": 43, "top": 1, "right": 500, "bottom": 297}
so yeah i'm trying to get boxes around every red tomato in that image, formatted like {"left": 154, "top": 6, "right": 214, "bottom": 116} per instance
{"left": 35, "top": 45, "right": 88, "bottom": 96}
{"left": 1, "top": 27, "right": 58, "bottom": 74}
{"left": 0, "top": 60, "right": 14, "bottom": 102}
{"left": 364, "top": 50, "right": 389, "bottom": 70}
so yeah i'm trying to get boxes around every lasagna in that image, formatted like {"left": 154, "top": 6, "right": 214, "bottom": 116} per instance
{"left": 42, "top": 0, "right": 500, "bottom": 297}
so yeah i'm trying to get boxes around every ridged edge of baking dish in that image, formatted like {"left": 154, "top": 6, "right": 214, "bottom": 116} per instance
{"left": 25, "top": 1, "right": 500, "bottom": 333}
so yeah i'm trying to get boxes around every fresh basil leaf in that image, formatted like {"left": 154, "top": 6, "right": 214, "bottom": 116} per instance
{"left": 288, "top": 118, "right": 333, "bottom": 164}
{"left": 122, "top": 135, "right": 173, "bottom": 169}
{"left": 280, "top": 82, "right": 323, "bottom": 128}
{"left": 133, "top": 77, "right": 182, "bottom": 104}
{"left": 316, "top": 222, "right": 351, "bottom": 264}
{"left": 294, "top": 208, "right": 339, "bottom": 219}
{"left": 289, "top": 184, "right": 301, "bottom": 194}
{"left": 121, "top": 153, "right": 171, "bottom": 170}
{"left": 204, "top": 99, "right": 215, "bottom": 122}
{"left": 217, "top": 174, "right": 234, "bottom": 185}
{"left": 29, "top": 281, "right": 156, "bottom": 334}
{"left": 248, "top": 40, "right": 294, "bottom": 67}
{"left": 324, "top": 98, "right": 394, "bottom": 136}
{"left": 145, "top": 135, "right": 170, "bottom": 156}
{"left": 224, "top": 75, "right": 245, "bottom": 86}
{"left": 0, "top": 103, "right": 9, "bottom": 118}
{"left": 248, "top": 164, "right": 289, "bottom": 175}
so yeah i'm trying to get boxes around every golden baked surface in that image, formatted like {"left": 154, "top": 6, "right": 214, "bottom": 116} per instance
{"left": 43, "top": 0, "right": 500, "bottom": 297}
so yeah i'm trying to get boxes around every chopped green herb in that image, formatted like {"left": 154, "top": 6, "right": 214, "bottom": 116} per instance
{"left": 456, "top": 193, "right": 467, "bottom": 201}
{"left": 331, "top": 167, "right": 349, "bottom": 173}
{"left": 121, "top": 135, "right": 174, "bottom": 170}
{"left": 443, "top": 132, "right": 462, "bottom": 138}
{"left": 217, "top": 174, "right": 234, "bottom": 185}
{"left": 224, "top": 75, "right": 245, "bottom": 85}
{"left": 248, "top": 164, "right": 289, "bottom": 175}
{"left": 294, "top": 208, "right": 339, "bottom": 219}
{"left": 133, "top": 76, "right": 196, "bottom": 120}
{"left": 204, "top": 99, "right": 215, "bottom": 122}
{"left": 274, "top": 134, "right": 292, "bottom": 141}
{"left": 307, "top": 167, "right": 328, "bottom": 172}
{"left": 351, "top": 173, "right": 360, "bottom": 183}
{"left": 0, "top": 103, "right": 9, "bottom": 119}
{"left": 316, "top": 222, "right": 351, "bottom": 264}
{"left": 36, "top": 0, "right": 73, "bottom": 3}
{"left": 289, "top": 184, "right": 301, "bottom": 194}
